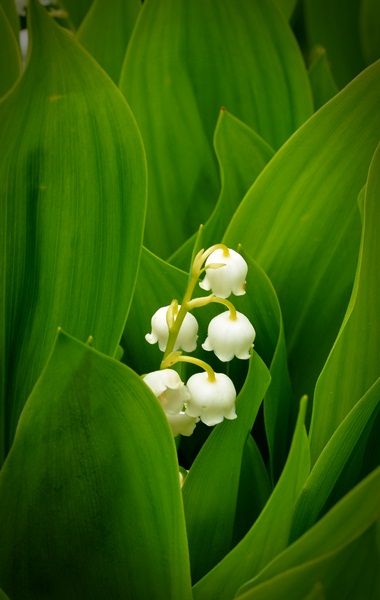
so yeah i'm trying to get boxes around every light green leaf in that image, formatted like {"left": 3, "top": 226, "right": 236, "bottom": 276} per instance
{"left": 0, "top": 0, "right": 146, "bottom": 460}
{"left": 77, "top": 0, "right": 141, "bottom": 83}
{"left": 291, "top": 376, "right": 380, "bottom": 541}
{"left": 0, "top": 330, "right": 192, "bottom": 600}
{"left": 308, "top": 45, "right": 339, "bottom": 109}
{"left": 224, "top": 61, "right": 380, "bottom": 401}
{"left": 360, "top": 0, "right": 380, "bottom": 65}
{"left": 183, "top": 352, "right": 271, "bottom": 583}
{"left": 169, "top": 109, "right": 274, "bottom": 270}
{"left": 303, "top": 0, "right": 366, "bottom": 88}
{"left": 236, "top": 526, "right": 380, "bottom": 600}
{"left": 309, "top": 142, "right": 380, "bottom": 461}
{"left": 236, "top": 466, "right": 380, "bottom": 597}
{"left": 120, "top": 0, "right": 313, "bottom": 257}
{"left": 0, "top": 3, "right": 21, "bottom": 97}
{"left": 193, "top": 397, "right": 310, "bottom": 600}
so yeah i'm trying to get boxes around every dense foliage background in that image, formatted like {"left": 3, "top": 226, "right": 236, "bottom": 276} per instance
{"left": 0, "top": 0, "right": 379, "bottom": 598}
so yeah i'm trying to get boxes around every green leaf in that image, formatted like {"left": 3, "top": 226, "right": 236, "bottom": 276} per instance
{"left": 291, "top": 376, "right": 380, "bottom": 541}
{"left": 183, "top": 352, "right": 271, "bottom": 583}
{"left": 360, "top": 0, "right": 380, "bottom": 65}
{"left": 224, "top": 61, "right": 380, "bottom": 401}
{"left": 77, "top": 0, "right": 141, "bottom": 83}
{"left": 193, "top": 397, "right": 310, "bottom": 600}
{"left": 307, "top": 45, "right": 339, "bottom": 110}
{"left": 59, "top": 0, "right": 93, "bottom": 30}
{"left": 122, "top": 247, "right": 189, "bottom": 375}
{"left": 232, "top": 436, "right": 272, "bottom": 547}
{"left": 0, "top": 3, "right": 21, "bottom": 97}
{"left": 309, "top": 142, "right": 380, "bottom": 461}
{"left": 303, "top": 0, "right": 366, "bottom": 88}
{"left": 0, "top": 0, "right": 147, "bottom": 460}
{"left": 236, "top": 526, "right": 380, "bottom": 600}
{"left": 119, "top": 0, "right": 313, "bottom": 257}
{"left": 0, "top": 0, "right": 19, "bottom": 41}
{"left": 274, "top": 0, "right": 299, "bottom": 20}
{"left": 236, "top": 466, "right": 380, "bottom": 597}
{"left": 236, "top": 251, "right": 296, "bottom": 482}
{"left": 0, "top": 330, "right": 192, "bottom": 600}
{"left": 169, "top": 109, "right": 274, "bottom": 270}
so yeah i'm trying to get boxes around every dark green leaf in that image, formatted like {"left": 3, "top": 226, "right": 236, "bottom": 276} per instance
{"left": 0, "top": 0, "right": 146, "bottom": 459}
{"left": 193, "top": 397, "right": 310, "bottom": 600}
{"left": 309, "top": 142, "right": 380, "bottom": 460}
{"left": 0, "top": 330, "right": 192, "bottom": 600}
{"left": 307, "top": 45, "right": 339, "bottom": 109}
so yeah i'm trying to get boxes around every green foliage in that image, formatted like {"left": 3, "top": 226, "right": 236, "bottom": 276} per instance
{"left": 0, "top": 0, "right": 379, "bottom": 597}
{"left": 0, "top": 330, "right": 191, "bottom": 599}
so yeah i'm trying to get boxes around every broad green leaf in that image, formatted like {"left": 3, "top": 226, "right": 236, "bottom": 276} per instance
{"left": 232, "top": 436, "right": 272, "bottom": 547}
{"left": 303, "top": 0, "right": 366, "bottom": 88}
{"left": 120, "top": 0, "right": 313, "bottom": 257}
{"left": 0, "top": 330, "right": 192, "bottom": 600}
{"left": 0, "top": 0, "right": 19, "bottom": 40}
{"left": 59, "top": 0, "right": 93, "bottom": 30}
{"left": 169, "top": 109, "right": 274, "bottom": 271}
{"left": 224, "top": 61, "right": 380, "bottom": 401}
{"left": 290, "top": 377, "right": 380, "bottom": 541}
{"left": 309, "top": 142, "right": 380, "bottom": 461}
{"left": 236, "top": 466, "right": 380, "bottom": 596}
{"left": 77, "top": 0, "right": 141, "bottom": 83}
{"left": 236, "top": 526, "right": 380, "bottom": 599}
{"left": 193, "top": 397, "right": 310, "bottom": 600}
{"left": 360, "top": 0, "right": 380, "bottom": 65}
{"left": 0, "top": 3, "right": 21, "bottom": 97}
{"left": 308, "top": 45, "right": 338, "bottom": 109}
{"left": 183, "top": 352, "right": 271, "bottom": 583}
{"left": 0, "top": 0, "right": 146, "bottom": 460}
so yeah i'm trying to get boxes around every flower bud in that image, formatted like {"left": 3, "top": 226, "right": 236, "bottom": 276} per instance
{"left": 185, "top": 372, "right": 237, "bottom": 426}
{"left": 199, "top": 248, "right": 247, "bottom": 298}
{"left": 145, "top": 305, "right": 198, "bottom": 352}
{"left": 143, "top": 369, "right": 191, "bottom": 414}
{"left": 202, "top": 311, "right": 255, "bottom": 362}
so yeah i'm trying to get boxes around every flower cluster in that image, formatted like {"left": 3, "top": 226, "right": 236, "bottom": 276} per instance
{"left": 143, "top": 245, "right": 256, "bottom": 436}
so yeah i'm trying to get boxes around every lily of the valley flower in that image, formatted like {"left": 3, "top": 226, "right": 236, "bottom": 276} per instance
{"left": 143, "top": 369, "right": 198, "bottom": 436}
{"left": 145, "top": 305, "right": 198, "bottom": 352}
{"left": 166, "top": 412, "right": 198, "bottom": 437}
{"left": 143, "top": 369, "right": 191, "bottom": 414}
{"left": 202, "top": 310, "right": 256, "bottom": 362}
{"left": 185, "top": 372, "right": 237, "bottom": 426}
{"left": 199, "top": 248, "right": 247, "bottom": 298}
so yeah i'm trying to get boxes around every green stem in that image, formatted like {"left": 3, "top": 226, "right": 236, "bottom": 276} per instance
{"left": 161, "top": 352, "right": 216, "bottom": 382}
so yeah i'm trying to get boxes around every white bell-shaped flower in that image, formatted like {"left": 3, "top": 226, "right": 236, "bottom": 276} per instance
{"left": 202, "top": 310, "right": 256, "bottom": 362}
{"left": 199, "top": 248, "right": 247, "bottom": 298}
{"left": 166, "top": 412, "right": 199, "bottom": 437}
{"left": 185, "top": 372, "right": 237, "bottom": 426}
{"left": 145, "top": 305, "right": 198, "bottom": 352}
{"left": 143, "top": 369, "right": 191, "bottom": 414}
